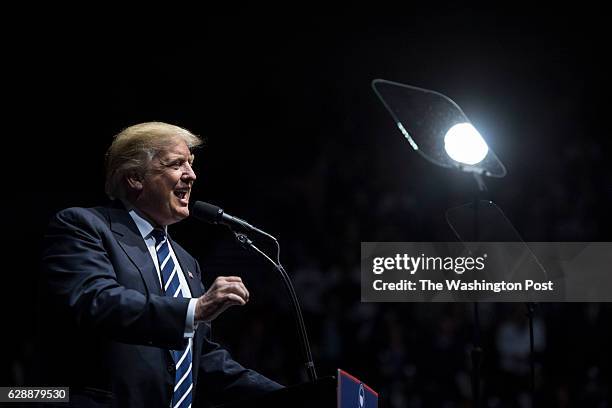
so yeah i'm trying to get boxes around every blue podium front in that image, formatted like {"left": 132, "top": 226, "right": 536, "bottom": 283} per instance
{"left": 338, "top": 369, "right": 378, "bottom": 408}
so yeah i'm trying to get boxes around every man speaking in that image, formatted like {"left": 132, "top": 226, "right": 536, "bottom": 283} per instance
{"left": 39, "top": 122, "right": 282, "bottom": 407}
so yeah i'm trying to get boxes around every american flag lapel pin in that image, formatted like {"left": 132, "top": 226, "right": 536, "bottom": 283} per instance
{"left": 188, "top": 271, "right": 194, "bottom": 279}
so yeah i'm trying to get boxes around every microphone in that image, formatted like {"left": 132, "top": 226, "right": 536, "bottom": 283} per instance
{"left": 189, "top": 199, "right": 318, "bottom": 382}
{"left": 190, "top": 201, "right": 272, "bottom": 239}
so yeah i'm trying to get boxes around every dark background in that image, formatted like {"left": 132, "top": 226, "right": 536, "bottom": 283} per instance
{"left": 3, "top": 11, "right": 611, "bottom": 406}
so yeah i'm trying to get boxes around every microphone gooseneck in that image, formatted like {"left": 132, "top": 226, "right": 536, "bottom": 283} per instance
{"left": 190, "top": 201, "right": 318, "bottom": 383}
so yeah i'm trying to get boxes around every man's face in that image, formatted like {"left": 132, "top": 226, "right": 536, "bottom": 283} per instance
{"left": 135, "top": 138, "right": 196, "bottom": 226}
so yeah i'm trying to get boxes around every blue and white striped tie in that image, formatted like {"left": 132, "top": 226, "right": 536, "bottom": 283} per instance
{"left": 152, "top": 229, "right": 193, "bottom": 408}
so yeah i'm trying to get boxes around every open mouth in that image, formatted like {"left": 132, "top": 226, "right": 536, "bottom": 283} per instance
{"left": 173, "top": 190, "right": 189, "bottom": 201}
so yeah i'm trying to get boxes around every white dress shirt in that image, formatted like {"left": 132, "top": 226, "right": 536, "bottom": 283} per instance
{"left": 128, "top": 208, "right": 199, "bottom": 338}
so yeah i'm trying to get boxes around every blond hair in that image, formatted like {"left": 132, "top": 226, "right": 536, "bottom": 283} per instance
{"left": 105, "top": 122, "right": 203, "bottom": 200}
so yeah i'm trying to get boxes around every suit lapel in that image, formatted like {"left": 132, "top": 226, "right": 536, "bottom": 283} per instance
{"left": 107, "top": 205, "right": 163, "bottom": 296}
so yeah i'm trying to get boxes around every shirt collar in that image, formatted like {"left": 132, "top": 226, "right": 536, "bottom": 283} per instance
{"left": 122, "top": 200, "right": 167, "bottom": 240}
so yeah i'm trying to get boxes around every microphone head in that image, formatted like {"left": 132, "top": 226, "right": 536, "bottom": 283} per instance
{"left": 190, "top": 201, "right": 224, "bottom": 224}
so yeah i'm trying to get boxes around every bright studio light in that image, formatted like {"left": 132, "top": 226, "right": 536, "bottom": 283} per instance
{"left": 444, "top": 123, "right": 489, "bottom": 165}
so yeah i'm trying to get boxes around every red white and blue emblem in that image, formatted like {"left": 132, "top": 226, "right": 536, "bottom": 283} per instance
{"left": 358, "top": 383, "right": 365, "bottom": 408}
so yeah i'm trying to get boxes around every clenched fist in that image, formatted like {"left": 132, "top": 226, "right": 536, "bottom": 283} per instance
{"left": 194, "top": 276, "right": 250, "bottom": 322}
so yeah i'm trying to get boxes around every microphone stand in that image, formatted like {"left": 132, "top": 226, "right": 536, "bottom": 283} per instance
{"left": 232, "top": 231, "right": 318, "bottom": 383}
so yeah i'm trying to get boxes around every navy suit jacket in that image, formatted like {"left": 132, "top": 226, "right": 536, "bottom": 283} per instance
{"left": 38, "top": 203, "right": 282, "bottom": 407}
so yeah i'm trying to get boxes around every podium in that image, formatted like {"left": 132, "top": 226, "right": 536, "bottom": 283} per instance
{"left": 215, "top": 369, "right": 378, "bottom": 408}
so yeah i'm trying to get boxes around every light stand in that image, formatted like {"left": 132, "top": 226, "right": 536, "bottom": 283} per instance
{"left": 526, "top": 302, "right": 537, "bottom": 405}
{"left": 471, "top": 173, "right": 486, "bottom": 408}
